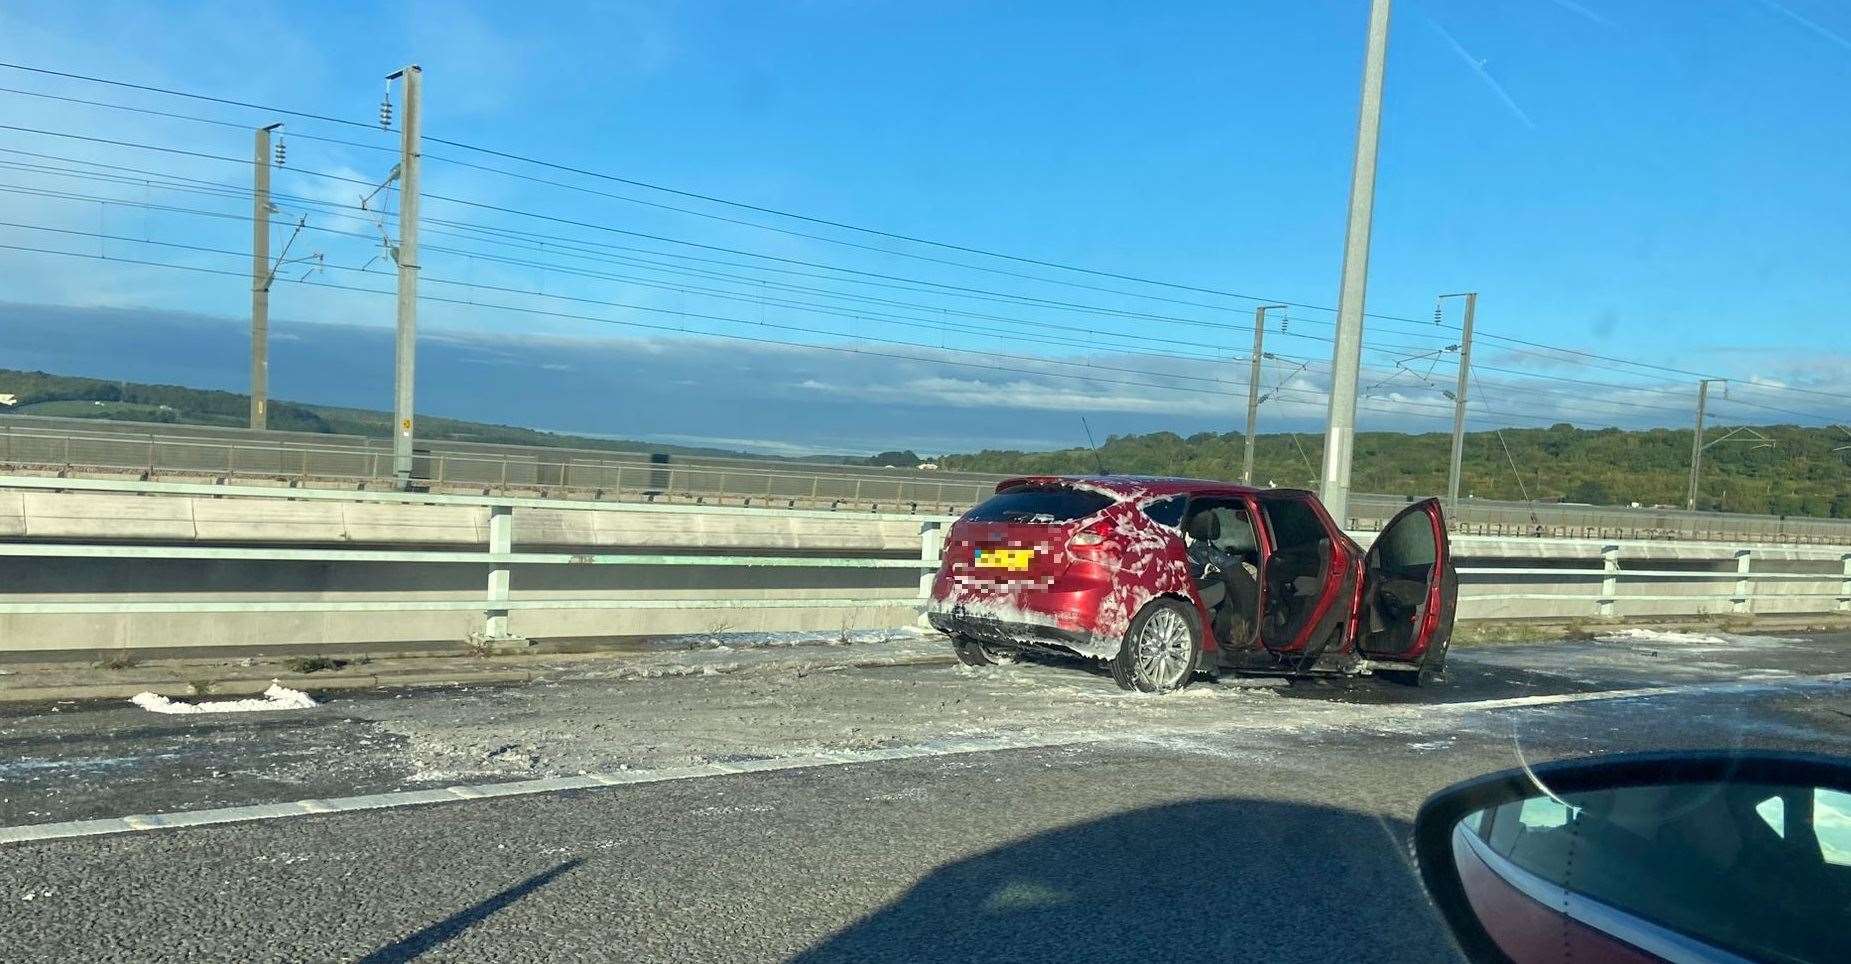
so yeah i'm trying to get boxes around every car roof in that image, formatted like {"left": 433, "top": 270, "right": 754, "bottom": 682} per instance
{"left": 994, "top": 475, "right": 1309, "bottom": 500}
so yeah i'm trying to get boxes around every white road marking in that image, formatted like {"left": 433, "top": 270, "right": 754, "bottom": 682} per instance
{"left": 1442, "top": 672, "right": 1851, "bottom": 711}
{"left": 2, "top": 672, "right": 1846, "bottom": 847}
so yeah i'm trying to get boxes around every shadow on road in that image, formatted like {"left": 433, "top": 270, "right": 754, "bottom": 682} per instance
{"left": 355, "top": 859, "right": 582, "bottom": 963}
{"left": 791, "top": 798, "right": 1459, "bottom": 963}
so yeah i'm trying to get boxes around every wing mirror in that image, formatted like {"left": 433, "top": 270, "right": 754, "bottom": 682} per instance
{"left": 1412, "top": 751, "right": 1851, "bottom": 963}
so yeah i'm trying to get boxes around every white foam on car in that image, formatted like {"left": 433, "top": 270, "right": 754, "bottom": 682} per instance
{"left": 129, "top": 683, "right": 317, "bottom": 715}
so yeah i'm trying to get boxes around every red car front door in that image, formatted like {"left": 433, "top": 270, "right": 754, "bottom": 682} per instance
{"left": 1355, "top": 498, "right": 1458, "bottom": 664}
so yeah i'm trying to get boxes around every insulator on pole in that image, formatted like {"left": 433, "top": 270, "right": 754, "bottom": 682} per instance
{"left": 379, "top": 82, "right": 394, "bottom": 129}
{"left": 273, "top": 138, "right": 286, "bottom": 166}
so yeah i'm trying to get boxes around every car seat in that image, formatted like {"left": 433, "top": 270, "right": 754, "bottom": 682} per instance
{"left": 1185, "top": 509, "right": 1219, "bottom": 544}
{"left": 1220, "top": 511, "right": 1259, "bottom": 567}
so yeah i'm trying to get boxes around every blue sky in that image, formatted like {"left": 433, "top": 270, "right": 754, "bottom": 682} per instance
{"left": 0, "top": 1, "right": 1847, "bottom": 454}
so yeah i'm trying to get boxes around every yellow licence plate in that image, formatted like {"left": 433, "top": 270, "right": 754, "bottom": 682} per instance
{"left": 974, "top": 548, "right": 1034, "bottom": 571}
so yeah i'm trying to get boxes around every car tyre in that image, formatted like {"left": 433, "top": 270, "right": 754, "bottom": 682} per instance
{"left": 1111, "top": 598, "right": 1202, "bottom": 693}
{"left": 952, "top": 636, "right": 1003, "bottom": 667}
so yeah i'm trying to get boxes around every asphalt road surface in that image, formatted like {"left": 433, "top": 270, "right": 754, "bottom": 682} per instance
{"left": 3, "top": 628, "right": 1849, "bottom": 962}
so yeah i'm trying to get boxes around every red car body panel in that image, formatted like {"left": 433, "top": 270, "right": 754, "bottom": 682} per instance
{"left": 929, "top": 478, "right": 1218, "bottom": 659}
{"left": 1453, "top": 825, "right": 1669, "bottom": 964}
{"left": 927, "top": 475, "right": 1456, "bottom": 674}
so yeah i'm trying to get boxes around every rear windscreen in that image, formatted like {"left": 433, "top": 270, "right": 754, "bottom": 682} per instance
{"left": 964, "top": 487, "right": 1113, "bottom": 524}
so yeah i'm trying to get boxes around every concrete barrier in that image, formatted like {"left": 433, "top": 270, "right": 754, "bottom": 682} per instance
{"left": 0, "top": 477, "right": 941, "bottom": 655}
{"left": 1, "top": 476, "right": 1847, "bottom": 657}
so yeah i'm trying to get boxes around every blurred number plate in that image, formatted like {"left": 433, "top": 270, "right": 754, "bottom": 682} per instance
{"left": 975, "top": 548, "right": 1033, "bottom": 571}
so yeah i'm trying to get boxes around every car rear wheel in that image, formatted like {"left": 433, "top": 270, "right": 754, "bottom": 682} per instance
{"left": 1112, "top": 598, "right": 1201, "bottom": 693}
{"left": 952, "top": 636, "right": 1006, "bottom": 667}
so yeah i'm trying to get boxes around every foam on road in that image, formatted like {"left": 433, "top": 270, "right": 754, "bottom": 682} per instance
{"left": 4, "top": 629, "right": 1849, "bottom": 834}
{"left": 5, "top": 669, "right": 1847, "bottom": 846}
{"left": 4, "top": 679, "right": 1848, "bottom": 964}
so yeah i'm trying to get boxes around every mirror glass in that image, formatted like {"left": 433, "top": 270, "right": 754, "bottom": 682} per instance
{"left": 1453, "top": 782, "right": 1851, "bottom": 963}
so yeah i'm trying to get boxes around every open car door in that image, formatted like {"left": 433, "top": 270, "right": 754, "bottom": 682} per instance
{"left": 1357, "top": 498, "right": 1458, "bottom": 664}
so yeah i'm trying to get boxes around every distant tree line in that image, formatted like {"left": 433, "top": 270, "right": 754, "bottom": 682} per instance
{"left": 939, "top": 423, "right": 1851, "bottom": 519}
{"left": 0, "top": 369, "right": 769, "bottom": 459}
{"left": 5, "top": 368, "right": 1846, "bottom": 518}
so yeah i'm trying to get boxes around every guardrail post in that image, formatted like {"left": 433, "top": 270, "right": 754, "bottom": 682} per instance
{"left": 919, "top": 521, "right": 944, "bottom": 604}
{"left": 1839, "top": 553, "right": 1849, "bottom": 613}
{"left": 476, "top": 503, "right": 523, "bottom": 649}
{"left": 1733, "top": 549, "right": 1752, "bottom": 615}
{"left": 1599, "top": 544, "right": 1619, "bottom": 618}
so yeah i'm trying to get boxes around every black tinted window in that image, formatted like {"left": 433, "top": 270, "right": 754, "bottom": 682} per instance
{"left": 1140, "top": 496, "right": 1186, "bottom": 528}
{"left": 1477, "top": 786, "right": 1843, "bottom": 964}
{"left": 1375, "top": 506, "right": 1436, "bottom": 570}
{"left": 965, "top": 487, "right": 1112, "bottom": 524}
{"left": 1262, "top": 498, "right": 1327, "bottom": 550}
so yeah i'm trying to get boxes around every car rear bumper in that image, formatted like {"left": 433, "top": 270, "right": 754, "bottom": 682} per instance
{"left": 925, "top": 609, "right": 1118, "bottom": 660}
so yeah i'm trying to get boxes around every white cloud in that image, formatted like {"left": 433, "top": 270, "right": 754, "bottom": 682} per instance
{"left": 796, "top": 373, "right": 1232, "bottom": 417}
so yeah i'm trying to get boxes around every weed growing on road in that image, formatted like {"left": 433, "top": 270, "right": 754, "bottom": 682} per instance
{"left": 695, "top": 615, "right": 737, "bottom": 649}
{"left": 94, "top": 650, "right": 140, "bottom": 671}
{"left": 283, "top": 655, "right": 349, "bottom": 674}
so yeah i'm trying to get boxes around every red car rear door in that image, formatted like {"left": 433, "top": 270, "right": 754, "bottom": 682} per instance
{"left": 1255, "top": 494, "right": 1354, "bottom": 657}
{"left": 1355, "top": 498, "right": 1459, "bottom": 662}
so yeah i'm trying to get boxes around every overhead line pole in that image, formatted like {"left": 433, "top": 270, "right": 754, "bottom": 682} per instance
{"left": 249, "top": 123, "right": 281, "bottom": 430}
{"left": 1319, "top": 0, "right": 1393, "bottom": 525}
{"left": 1439, "top": 291, "right": 1476, "bottom": 509}
{"left": 389, "top": 65, "right": 421, "bottom": 490}
{"left": 1243, "top": 305, "right": 1289, "bottom": 484}
{"left": 1687, "top": 378, "right": 1726, "bottom": 511}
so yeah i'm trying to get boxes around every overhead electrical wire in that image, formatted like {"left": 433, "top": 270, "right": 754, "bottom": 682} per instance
{"left": 0, "top": 183, "right": 1696, "bottom": 426}
{"left": 3, "top": 94, "right": 1836, "bottom": 421}
{"left": 2, "top": 64, "right": 1844, "bottom": 415}
{"left": 0, "top": 217, "right": 1680, "bottom": 431}
{"left": 0, "top": 168, "right": 1775, "bottom": 428}
{"left": 5, "top": 116, "right": 1836, "bottom": 411}
{"left": 0, "top": 61, "right": 1445, "bottom": 325}
{"left": 1, "top": 237, "right": 1481, "bottom": 424}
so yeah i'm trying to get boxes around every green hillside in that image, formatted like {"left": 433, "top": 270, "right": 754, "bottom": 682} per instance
{"left": 941, "top": 424, "right": 1851, "bottom": 519}
{"left": 0, "top": 369, "right": 756, "bottom": 459}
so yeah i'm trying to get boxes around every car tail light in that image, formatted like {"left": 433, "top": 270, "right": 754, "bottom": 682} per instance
{"left": 1069, "top": 518, "right": 1116, "bottom": 552}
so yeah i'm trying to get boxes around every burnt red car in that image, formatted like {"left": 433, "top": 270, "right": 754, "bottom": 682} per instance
{"left": 926, "top": 475, "right": 1457, "bottom": 691}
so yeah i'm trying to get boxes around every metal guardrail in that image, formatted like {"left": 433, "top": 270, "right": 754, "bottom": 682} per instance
{"left": 1, "top": 534, "right": 1845, "bottom": 628}
{"left": 0, "top": 476, "right": 949, "bottom": 645}
{"left": 5, "top": 414, "right": 1851, "bottom": 544}
{"left": 1451, "top": 540, "right": 1851, "bottom": 617}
